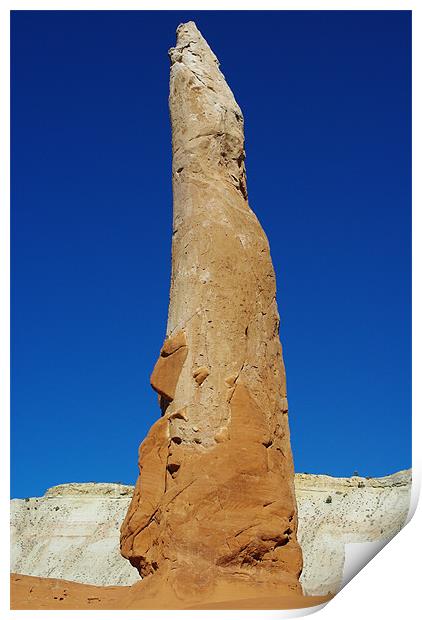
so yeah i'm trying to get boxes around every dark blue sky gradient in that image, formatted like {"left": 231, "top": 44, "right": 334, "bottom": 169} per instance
{"left": 11, "top": 11, "right": 411, "bottom": 498}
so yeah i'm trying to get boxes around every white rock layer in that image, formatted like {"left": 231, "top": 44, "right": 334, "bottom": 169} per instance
{"left": 10, "top": 483, "right": 139, "bottom": 587}
{"left": 295, "top": 469, "right": 411, "bottom": 594}
{"left": 10, "top": 470, "right": 411, "bottom": 595}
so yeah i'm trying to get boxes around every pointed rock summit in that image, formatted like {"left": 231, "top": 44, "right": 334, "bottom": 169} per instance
{"left": 120, "top": 21, "right": 303, "bottom": 602}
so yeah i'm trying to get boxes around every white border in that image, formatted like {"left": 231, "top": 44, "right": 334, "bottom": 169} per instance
{"left": 2, "top": 2, "right": 418, "bottom": 619}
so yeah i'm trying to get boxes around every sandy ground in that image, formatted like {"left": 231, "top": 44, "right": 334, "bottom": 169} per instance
{"left": 11, "top": 573, "right": 333, "bottom": 610}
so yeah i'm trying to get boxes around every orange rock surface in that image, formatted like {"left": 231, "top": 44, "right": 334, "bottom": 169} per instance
{"left": 11, "top": 574, "right": 333, "bottom": 610}
{"left": 120, "top": 21, "right": 303, "bottom": 605}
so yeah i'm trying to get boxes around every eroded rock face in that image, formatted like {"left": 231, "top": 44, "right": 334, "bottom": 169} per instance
{"left": 11, "top": 471, "right": 411, "bottom": 593}
{"left": 120, "top": 21, "right": 303, "bottom": 600}
{"left": 150, "top": 331, "right": 188, "bottom": 402}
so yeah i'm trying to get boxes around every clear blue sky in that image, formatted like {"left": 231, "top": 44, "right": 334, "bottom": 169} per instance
{"left": 11, "top": 11, "right": 411, "bottom": 498}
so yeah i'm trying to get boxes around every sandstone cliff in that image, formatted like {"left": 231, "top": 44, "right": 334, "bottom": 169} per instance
{"left": 11, "top": 471, "right": 411, "bottom": 596}
{"left": 119, "top": 21, "right": 302, "bottom": 601}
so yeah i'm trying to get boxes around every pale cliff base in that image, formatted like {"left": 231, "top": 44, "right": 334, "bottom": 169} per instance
{"left": 296, "top": 469, "right": 410, "bottom": 594}
{"left": 10, "top": 573, "right": 333, "bottom": 610}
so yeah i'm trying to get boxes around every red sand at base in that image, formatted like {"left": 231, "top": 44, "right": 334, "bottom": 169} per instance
{"left": 10, "top": 573, "right": 333, "bottom": 610}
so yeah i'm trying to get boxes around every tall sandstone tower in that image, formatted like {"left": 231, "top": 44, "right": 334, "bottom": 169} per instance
{"left": 121, "top": 22, "right": 303, "bottom": 601}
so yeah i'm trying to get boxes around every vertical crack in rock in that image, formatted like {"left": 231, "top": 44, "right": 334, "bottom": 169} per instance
{"left": 120, "top": 21, "right": 303, "bottom": 603}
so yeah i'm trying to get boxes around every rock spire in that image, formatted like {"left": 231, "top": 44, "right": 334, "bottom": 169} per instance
{"left": 120, "top": 21, "right": 303, "bottom": 602}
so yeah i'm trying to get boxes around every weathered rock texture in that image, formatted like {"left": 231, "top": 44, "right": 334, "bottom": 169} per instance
{"left": 11, "top": 484, "right": 139, "bottom": 587}
{"left": 11, "top": 471, "right": 411, "bottom": 595}
{"left": 295, "top": 470, "right": 411, "bottom": 595}
{"left": 120, "top": 21, "right": 302, "bottom": 601}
